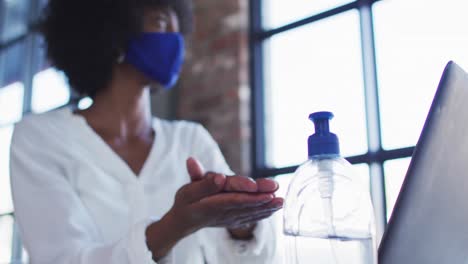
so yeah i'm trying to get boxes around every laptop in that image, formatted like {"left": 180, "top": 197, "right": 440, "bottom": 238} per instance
{"left": 378, "top": 61, "right": 468, "bottom": 264}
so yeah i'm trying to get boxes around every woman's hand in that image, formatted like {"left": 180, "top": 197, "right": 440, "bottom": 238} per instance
{"left": 225, "top": 177, "right": 283, "bottom": 239}
{"left": 185, "top": 158, "right": 283, "bottom": 239}
{"left": 171, "top": 158, "right": 282, "bottom": 232}
{"left": 145, "top": 158, "right": 283, "bottom": 261}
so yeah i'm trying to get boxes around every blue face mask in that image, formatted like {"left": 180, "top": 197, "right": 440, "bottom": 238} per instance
{"left": 124, "top": 32, "right": 185, "bottom": 89}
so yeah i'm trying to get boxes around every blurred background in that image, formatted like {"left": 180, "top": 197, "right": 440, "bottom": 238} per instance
{"left": 1, "top": 0, "right": 468, "bottom": 262}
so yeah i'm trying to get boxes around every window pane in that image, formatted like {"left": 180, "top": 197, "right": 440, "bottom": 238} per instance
{"left": 354, "top": 163, "right": 370, "bottom": 193}
{"left": 0, "top": 0, "right": 29, "bottom": 42}
{"left": 264, "top": 11, "right": 367, "bottom": 168}
{"left": 0, "top": 215, "right": 14, "bottom": 263}
{"left": 32, "top": 68, "right": 70, "bottom": 113}
{"left": 263, "top": 0, "right": 353, "bottom": 29}
{"left": 39, "top": 0, "right": 49, "bottom": 10}
{"left": 384, "top": 158, "right": 411, "bottom": 221}
{"left": 1, "top": 42, "right": 27, "bottom": 88}
{"left": 22, "top": 247, "right": 29, "bottom": 263}
{"left": 0, "top": 125, "right": 14, "bottom": 214}
{"left": 374, "top": 0, "right": 468, "bottom": 150}
{"left": 271, "top": 173, "right": 292, "bottom": 262}
{"left": 0, "top": 82, "right": 24, "bottom": 125}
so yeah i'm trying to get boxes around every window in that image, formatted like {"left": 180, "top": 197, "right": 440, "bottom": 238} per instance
{"left": 0, "top": 82, "right": 24, "bottom": 125}
{"left": 251, "top": 0, "right": 468, "bottom": 246}
{"left": 374, "top": 0, "right": 468, "bottom": 150}
{"left": 0, "top": 125, "right": 14, "bottom": 215}
{"left": 32, "top": 68, "right": 70, "bottom": 113}
{"left": 384, "top": 158, "right": 410, "bottom": 221}
{"left": 0, "top": 215, "right": 14, "bottom": 263}
{"left": 263, "top": 0, "right": 353, "bottom": 29}
{"left": 0, "top": 0, "right": 71, "bottom": 262}
{"left": 0, "top": 0, "right": 29, "bottom": 43}
{"left": 264, "top": 10, "right": 367, "bottom": 169}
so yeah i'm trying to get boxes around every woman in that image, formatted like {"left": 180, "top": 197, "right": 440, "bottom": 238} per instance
{"left": 10, "top": 0, "right": 283, "bottom": 263}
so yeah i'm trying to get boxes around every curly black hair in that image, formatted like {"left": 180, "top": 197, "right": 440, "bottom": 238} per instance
{"left": 41, "top": 0, "right": 193, "bottom": 98}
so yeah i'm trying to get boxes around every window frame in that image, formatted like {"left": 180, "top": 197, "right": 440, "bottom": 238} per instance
{"left": 249, "top": 0, "right": 415, "bottom": 241}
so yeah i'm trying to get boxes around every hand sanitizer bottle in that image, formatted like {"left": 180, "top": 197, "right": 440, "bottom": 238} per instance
{"left": 283, "top": 112, "right": 377, "bottom": 264}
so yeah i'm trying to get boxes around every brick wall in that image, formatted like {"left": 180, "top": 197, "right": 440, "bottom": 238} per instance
{"left": 176, "top": 0, "right": 251, "bottom": 175}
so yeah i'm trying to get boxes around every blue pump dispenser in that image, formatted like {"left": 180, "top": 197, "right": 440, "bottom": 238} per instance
{"left": 308, "top": 111, "right": 340, "bottom": 157}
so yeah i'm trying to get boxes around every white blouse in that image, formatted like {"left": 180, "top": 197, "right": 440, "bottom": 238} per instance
{"left": 10, "top": 108, "right": 278, "bottom": 264}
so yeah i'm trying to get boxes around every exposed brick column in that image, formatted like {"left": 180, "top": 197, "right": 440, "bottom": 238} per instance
{"left": 177, "top": 0, "right": 251, "bottom": 175}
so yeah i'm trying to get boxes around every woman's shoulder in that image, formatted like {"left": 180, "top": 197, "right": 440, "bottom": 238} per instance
{"left": 18, "top": 106, "right": 67, "bottom": 123}
{"left": 13, "top": 107, "right": 74, "bottom": 146}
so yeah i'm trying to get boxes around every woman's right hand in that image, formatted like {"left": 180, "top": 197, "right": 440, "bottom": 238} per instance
{"left": 145, "top": 159, "right": 282, "bottom": 261}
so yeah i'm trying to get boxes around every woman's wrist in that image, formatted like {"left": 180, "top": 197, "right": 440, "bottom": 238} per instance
{"left": 145, "top": 210, "right": 194, "bottom": 261}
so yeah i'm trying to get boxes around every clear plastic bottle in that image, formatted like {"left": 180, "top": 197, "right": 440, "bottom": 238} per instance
{"left": 283, "top": 112, "right": 377, "bottom": 264}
